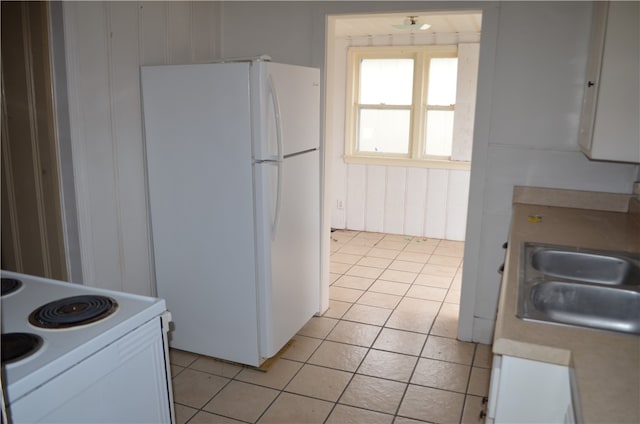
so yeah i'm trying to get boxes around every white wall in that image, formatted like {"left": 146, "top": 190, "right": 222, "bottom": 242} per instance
{"left": 61, "top": 1, "right": 221, "bottom": 293}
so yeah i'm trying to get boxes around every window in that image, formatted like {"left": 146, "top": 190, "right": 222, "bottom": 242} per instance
{"left": 345, "top": 46, "right": 469, "bottom": 168}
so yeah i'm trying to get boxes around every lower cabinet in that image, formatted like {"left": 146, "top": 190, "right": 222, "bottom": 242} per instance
{"left": 487, "top": 355, "right": 576, "bottom": 424}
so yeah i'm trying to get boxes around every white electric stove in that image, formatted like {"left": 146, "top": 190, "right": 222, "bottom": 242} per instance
{"left": 1, "top": 270, "right": 175, "bottom": 424}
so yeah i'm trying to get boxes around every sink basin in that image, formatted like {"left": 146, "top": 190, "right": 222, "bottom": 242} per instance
{"left": 518, "top": 243, "right": 640, "bottom": 334}
{"left": 523, "top": 281, "right": 640, "bottom": 334}
{"left": 531, "top": 249, "right": 640, "bottom": 285}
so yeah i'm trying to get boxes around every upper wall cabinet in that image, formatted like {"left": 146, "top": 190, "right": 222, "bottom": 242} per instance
{"left": 578, "top": 1, "right": 639, "bottom": 163}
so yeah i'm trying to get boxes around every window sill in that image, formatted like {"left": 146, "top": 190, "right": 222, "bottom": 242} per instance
{"left": 344, "top": 154, "right": 471, "bottom": 170}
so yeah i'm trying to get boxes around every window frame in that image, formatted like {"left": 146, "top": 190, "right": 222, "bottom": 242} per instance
{"left": 344, "top": 45, "right": 469, "bottom": 170}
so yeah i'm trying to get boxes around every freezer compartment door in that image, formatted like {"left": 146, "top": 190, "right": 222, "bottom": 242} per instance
{"left": 254, "top": 150, "right": 320, "bottom": 358}
{"left": 251, "top": 62, "right": 320, "bottom": 160}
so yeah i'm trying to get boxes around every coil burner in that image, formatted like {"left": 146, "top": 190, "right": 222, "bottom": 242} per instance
{"left": 1, "top": 278, "right": 22, "bottom": 297}
{"left": 1, "top": 333, "right": 44, "bottom": 364}
{"left": 29, "top": 295, "right": 118, "bottom": 329}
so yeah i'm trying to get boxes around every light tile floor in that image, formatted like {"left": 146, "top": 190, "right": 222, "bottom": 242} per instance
{"left": 170, "top": 230, "right": 493, "bottom": 424}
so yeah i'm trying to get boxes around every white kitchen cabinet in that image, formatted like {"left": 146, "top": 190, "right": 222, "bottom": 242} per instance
{"left": 578, "top": 1, "right": 640, "bottom": 163}
{"left": 487, "top": 355, "right": 576, "bottom": 424}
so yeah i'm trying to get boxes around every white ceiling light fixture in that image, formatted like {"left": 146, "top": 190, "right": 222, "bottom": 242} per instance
{"left": 392, "top": 16, "right": 431, "bottom": 31}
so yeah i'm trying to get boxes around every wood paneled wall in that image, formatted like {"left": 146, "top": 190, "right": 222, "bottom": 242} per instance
{"left": 1, "top": 1, "right": 67, "bottom": 280}
{"left": 62, "top": 2, "right": 221, "bottom": 294}
{"left": 341, "top": 165, "right": 470, "bottom": 240}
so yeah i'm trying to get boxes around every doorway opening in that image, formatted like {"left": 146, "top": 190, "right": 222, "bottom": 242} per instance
{"left": 324, "top": 10, "right": 482, "bottom": 340}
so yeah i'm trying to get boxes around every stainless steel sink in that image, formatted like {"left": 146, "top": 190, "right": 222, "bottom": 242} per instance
{"left": 531, "top": 248, "right": 640, "bottom": 285}
{"left": 518, "top": 243, "right": 640, "bottom": 335}
{"left": 524, "top": 281, "right": 640, "bottom": 334}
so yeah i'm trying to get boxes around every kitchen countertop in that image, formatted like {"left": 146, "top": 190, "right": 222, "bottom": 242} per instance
{"left": 493, "top": 187, "right": 640, "bottom": 423}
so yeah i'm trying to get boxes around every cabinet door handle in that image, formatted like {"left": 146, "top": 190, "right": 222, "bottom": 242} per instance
{"left": 587, "top": 81, "right": 595, "bottom": 87}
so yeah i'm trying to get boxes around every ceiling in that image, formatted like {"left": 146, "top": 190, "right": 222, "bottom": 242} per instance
{"left": 333, "top": 11, "right": 482, "bottom": 38}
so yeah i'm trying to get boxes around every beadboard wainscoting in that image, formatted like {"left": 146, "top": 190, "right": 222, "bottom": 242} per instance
{"left": 335, "top": 165, "right": 470, "bottom": 241}
{"left": 61, "top": 1, "right": 221, "bottom": 294}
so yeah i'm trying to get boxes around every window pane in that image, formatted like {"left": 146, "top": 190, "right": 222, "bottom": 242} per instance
{"left": 358, "top": 109, "right": 410, "bottom": 154}
{"left": 427, "top": 58, "right": 458, "bottom": 106}
{"left": 424, "top": 110, "right": 454, "bottom": 156}
{"left": 360, "top": 59, "right": 414, "bottom": 105}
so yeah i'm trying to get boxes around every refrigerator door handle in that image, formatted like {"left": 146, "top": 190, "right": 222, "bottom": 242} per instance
{"left": 268, "top": 74, "right": 284, "bottom": 162}
{"left": 271, "top": 161, "right": 282, "bottom": 241}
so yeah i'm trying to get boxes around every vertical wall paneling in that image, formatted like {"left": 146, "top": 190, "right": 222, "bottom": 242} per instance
{"left": 328, "top": 36, "right": 350, "bottom": 229}
{"left": 49, "top": 0, "right": 83, "bottom": 283}
{"left": 24, "top": 3, "right": 52, "bottom": 277}
{"left": 30, "top": 3, "right": 67, "bottom": 279}
{"left": 65, "top": 2, "right": 121, "bottom": 289}
{"left": 107, "top": 2, "right": 152, "bottom": 295}
{"left": 425, "top": 169, "right": 448, "bottom": 239}
{"left": 1, "top": 102, "right": 21, "bottom": 270}
{"left": 404, "top": 168, "right": 428, "bottom": 236}
{"left": 383, "top": 167, "right": 406, "bottom": 235}
{"left": 62, "top": 1, "right": 222, "bottom": 294}
{"left": 167, "top": 2, "right": 191, "bottom": 64}
{"left": 345, "top": 164, "right": 366, "bottom": 230}
{"left": 364, "top": 165, "right": 386, "bottom": 232}
{"left": 191, "top": 2, "right": 220, "bottom": 62}
{"left": 331, "top": 159, "right": 347, "bottom": 228}
{"left": 2, "top": 2, "right": 47, "bottom": 275}
{"left": 452, "top": 43, "right": 480, "bottom": 162}
{"left": 1, "top": 2, "right": 67, "bottom": 279}
{"left": 445, "top": 170, "right": 471, "bottom": 240}
{"left": 139, "top": 2, "right": 168, "bottom": 66}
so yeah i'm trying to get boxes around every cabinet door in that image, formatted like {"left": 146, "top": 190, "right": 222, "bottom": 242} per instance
{"left": 578, "top": 2, "right": 607, "bottom": 155}
{"left": 579, "top": 1, "right": 640, "bottom": 163}
{"left": 489, "top": 355, "right": 575, "bottom": 423}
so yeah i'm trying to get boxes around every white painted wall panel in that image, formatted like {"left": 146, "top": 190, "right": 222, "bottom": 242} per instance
{"left": 64, "top": 2, "right": 120, "bottom": 290}
{"left": 191, "top": 2, "right": 220, "bottom": 62}
{"left": 328, "top": 36, "right": 349, "bottom": 230}
{"left": 167, "top": 2, "right": 191, "bottom": 64}
{"left": 345, "top": 164, "right": 366, "bottom": 231}
{"left": 383, "top": 167, "right": 406, "bottom": 235}
{"left": 446, "top": 170, "right": 471, "bottom": 240}
{"left": 452, "top": 43, "right": 480, "bottom": 162}
{"left": 425, "top": 169, "right": 448, "bottom": 239}
{"left": 107, "top": 3, "right": 152, "bottom": 295}
{"left": 365, "top": 166, "right": 386, "bottom": 233}
{"left": 404, "top": 168, "right": 428, "bottom": 237}
{"left": 139, "top": 2, "right": 167, "bottom": 66}
{"left": 330, "top": 160, "right": 347, "bottom": 229}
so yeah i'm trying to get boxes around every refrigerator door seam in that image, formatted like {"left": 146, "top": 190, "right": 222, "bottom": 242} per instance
{"left": 284, "top": 148, "right": 319, "bottom": 159}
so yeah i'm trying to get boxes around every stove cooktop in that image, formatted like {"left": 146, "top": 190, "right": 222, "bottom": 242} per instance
{"left": 1, "top": 270, "right": 167, "bottom": 404}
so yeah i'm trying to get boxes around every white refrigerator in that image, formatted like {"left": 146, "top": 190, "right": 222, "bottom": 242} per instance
{"left": 140, "top": 58, "right": 320, "bottom": 367}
